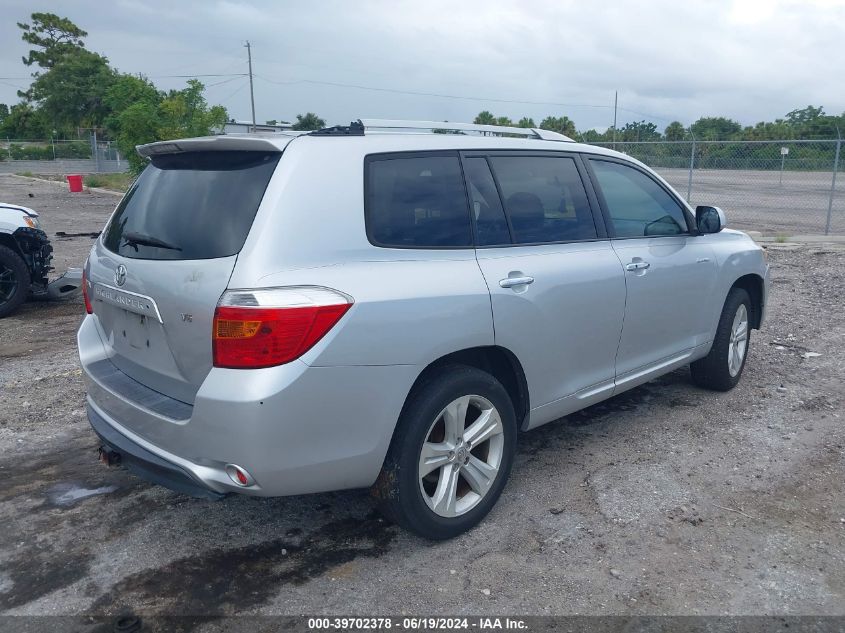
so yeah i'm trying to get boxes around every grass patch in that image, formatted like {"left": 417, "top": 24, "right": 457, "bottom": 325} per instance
{"left": 774, "top": 234, "right": 790, "bottom": 243}
{"left": 16, "top": 171, "right": 35, "bottom": 178}
{"left": 83, "top": 172, "right": 134, "bottom": 192}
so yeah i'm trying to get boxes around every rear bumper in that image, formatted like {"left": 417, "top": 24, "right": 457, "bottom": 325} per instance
{"left": 78, "top": 314, "right": 417, "bottom": 497}
{"left": 88, "top": 403, "right": 225, "bottom": 500}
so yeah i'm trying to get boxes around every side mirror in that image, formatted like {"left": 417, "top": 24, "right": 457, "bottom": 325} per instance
{"left": 696, "top": 206, "right": 726, "bottom": 234}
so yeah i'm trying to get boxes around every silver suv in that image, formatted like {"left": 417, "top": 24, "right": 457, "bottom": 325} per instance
{"left": 78, "top": 119, "right": 769, "bottom": 539}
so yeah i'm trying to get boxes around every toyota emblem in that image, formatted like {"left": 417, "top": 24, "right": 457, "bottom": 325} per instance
{"left": 114, "top": 264, "right": 127, "bottom": 287}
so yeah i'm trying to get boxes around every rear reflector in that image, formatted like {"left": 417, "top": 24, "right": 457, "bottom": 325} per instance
{"left": 225, "top": 464, "right": 254, "bottom": 487}
{"left": 213, "top": 286, "right": 353, "bottom": 369}
{"left": 82, "top": 270, "right": 93, "bottom": 314}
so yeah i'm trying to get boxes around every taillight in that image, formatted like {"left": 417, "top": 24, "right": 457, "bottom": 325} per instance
{"left": 213, "top": 286, "right": 353, "bottom": 369}
{"left": 82, "top": 270, "right": 93, "bottom": 314}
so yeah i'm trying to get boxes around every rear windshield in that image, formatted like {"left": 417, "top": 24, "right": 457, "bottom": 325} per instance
{"left": 102, "top": 151, "right": 280, "bottom": 260}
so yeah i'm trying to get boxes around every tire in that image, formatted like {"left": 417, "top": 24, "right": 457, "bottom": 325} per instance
{"left": 374, "top": 365, "right": 517, "bottom": 540}
{"left": 0, "top": 244, "right": 29, "bottom": 319}
{"left": 690, "top": 287, "right": 752, "bottom": 391}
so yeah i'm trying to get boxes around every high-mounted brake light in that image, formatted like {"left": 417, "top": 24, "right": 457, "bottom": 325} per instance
{"left": 82, "top": 270, "right": 93, "bottom": 314}
{"left": 212, "top": 287, "right": 353, "bottom": 369}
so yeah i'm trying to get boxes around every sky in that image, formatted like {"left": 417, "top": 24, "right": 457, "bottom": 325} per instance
{"left": 1, "top": 0, "right": 844, "bottom": 132}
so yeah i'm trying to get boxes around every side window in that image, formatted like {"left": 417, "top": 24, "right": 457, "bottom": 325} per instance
{"left": 590, "top": 159, "right": 689, "bottom": 237}
{"left": 365, "top": 154, "right": 471, "bottom": 248}
{"left": 463, "top": 157, "right": 511, "bottom": 246}
{"left": 488, "top": 156, "right": 598, "bottom": 244}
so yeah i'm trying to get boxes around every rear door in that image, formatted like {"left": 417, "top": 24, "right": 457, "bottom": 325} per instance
{"left": 86, "top": 149, "right": 281, "bottom": 403}
{"left": 585, "top": 157, "right": 718, "bottom": 382}
{"left": 466, "top": 152, "right": 627, "bottom": 427}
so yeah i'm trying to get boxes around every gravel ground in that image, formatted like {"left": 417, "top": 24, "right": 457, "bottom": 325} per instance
{"left": 0, "top": 174, "right": 843, "bottom": 619}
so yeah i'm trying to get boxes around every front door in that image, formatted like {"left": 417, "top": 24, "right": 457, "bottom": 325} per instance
{"left": 586, "top": 158, "right": 718, "bottom": 382}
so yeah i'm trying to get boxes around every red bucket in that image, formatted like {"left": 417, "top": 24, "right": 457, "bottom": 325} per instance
{"left": 66, "top": 174, "right": 83, "bottom": 193}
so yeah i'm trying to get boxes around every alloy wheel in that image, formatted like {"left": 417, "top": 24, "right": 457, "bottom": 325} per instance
{"left": 728, "top": 304, "right": 749, "bottom": 377}
{"left": 418, "top": 394, "right": 505, "bottom": 518}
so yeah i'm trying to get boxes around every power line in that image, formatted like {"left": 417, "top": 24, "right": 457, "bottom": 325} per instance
{"left": 252, "top": 74, "right": 674, "bottom": 123}
{"left": 147, "top": 73, "right": 247, "bottom": 79}
{"left": 216, "top": 77, "right": 250, "bottom": 107}
{"left": 1, "top": 67, "right": 673, "bottom": 125}
{"left": 204, "top": 75, "right": 245, "bottom": 88}
{"left": 161, "top": 43, "right": 246, "bottom": 76}
{"left": 0, "top": 74, "right": 248, "bottom": 80}
{"left": 254, "top": 74, "right": 611, "bottom": 110}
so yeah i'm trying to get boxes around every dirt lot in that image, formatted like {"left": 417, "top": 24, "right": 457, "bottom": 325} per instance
{"left": 0, "top": 174, "right": 844, "bottom": 619}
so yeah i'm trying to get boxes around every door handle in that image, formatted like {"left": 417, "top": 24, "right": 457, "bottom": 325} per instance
{"left": 625, "top": 261, "right": 650, "bottom": 271}
{"left": 499, "top": 276, "right": 534, "bottom": 288}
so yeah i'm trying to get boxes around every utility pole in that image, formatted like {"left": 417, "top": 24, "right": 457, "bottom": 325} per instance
{"left": 245, "top": 40, "right": 256, "bottom": 132}
{"left": 612, "top": 91, "right": 618, "bottom": 149}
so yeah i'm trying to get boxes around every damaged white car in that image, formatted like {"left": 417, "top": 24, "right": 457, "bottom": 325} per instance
{"left": 0, "top": 202, "right": 82, "bottom": 317}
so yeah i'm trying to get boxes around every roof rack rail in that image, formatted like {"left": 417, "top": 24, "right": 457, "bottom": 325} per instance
{"left": 310, "top": 121, "right": 365, "bottom": 136}
{"left": 357, "top": 118, "right": 574, "bottom": 142}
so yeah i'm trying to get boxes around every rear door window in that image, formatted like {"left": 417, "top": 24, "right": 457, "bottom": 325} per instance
{"left": 365, "top": 153, "right": 472, "bottom": 248}
{"left": 102, "top": 151, "right": 280, "bottom": 260}
{"left": 589, "top": 159, "right": 689, "bottom": 237}
{"left": 463, "top": 157, "right": 511, "bottom": 246}
{"left": 488, "top": 156, "right": 598, "bottom": 244}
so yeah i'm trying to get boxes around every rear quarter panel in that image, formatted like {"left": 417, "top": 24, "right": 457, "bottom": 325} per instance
{"left": 228, "top": 137, "right": 495, "bottom": 368}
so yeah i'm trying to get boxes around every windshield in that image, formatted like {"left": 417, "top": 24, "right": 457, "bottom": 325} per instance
{"left": 102, "top": 150, "right": 280, "bottom": 260}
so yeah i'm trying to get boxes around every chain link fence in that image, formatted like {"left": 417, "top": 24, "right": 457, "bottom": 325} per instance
{"left": 591, "top": 139, "right": 844, "bottom": 235}
{"left": 0, "top": 136, "right": 126, "bottom": 174}
{"left": 2, "top": 135, "right": 843, "bottom": 234}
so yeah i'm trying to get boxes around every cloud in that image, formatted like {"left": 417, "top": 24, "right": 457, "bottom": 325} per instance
{"left": 1, "top": 0, "right": 843, "bottom": 132}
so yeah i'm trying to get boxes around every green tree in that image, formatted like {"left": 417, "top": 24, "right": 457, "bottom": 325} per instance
{"left": 540, "top": 116, "right": 576, "bottom": 137}
{"left": 664, "top": 121, "right": 686, "bottom": 141}
{"left": 103, "top": 74, "right": 161, "bottom": 135}
{"left": 104, "top": 74, "right": 160, "bottom": 117}
{"left": 0, "top": 102, "right": 50, "bottom": 139}
{"left": 110, "top": 101, "right": 160, "bottom": 172}
{"left": 157, "top": 80, "right": 227, "bottom": 139}
{"left": 18, "top": 12, "right": 87, "bottom": 70}
{"left": 27, "top": 48, "right": 115, "bottom": 130}
{"left": 742, "top": 119, "right": 793, "bottom": 141}
{"left": 782, "top": 106, "right": 844, "bottom": 139}
{"left": 516, "top": 117, "right": 536, "bottom": 128}
{"left": 495, "top": 116, "right": 514, "bottom": 126}
{"left": 291, "top": 112, "right": 325, "bottom": 131}
{"left": 785, "top": 105, "right": 824, "bottom": 127}
{"left": 580, "top": 128, "right": 610, "bottom": 143}
{"left": 620, "top": 120, "right": 660, "bottom": 141}
{"left": 111, "top": 80, "right": 227, "bottom": 173}
{"left": 265, "top": 119, "right": 277, "bottom": 126}
{"left": 690, "top": 116, "right": 742, "bottom": 140}
{"left": 474, "top": 111, "right": 495, "bottom": 125}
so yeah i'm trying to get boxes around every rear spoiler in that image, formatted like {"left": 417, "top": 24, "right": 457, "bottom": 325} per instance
{"left": 137, "top": 135, "right": 293, "bottom": 158}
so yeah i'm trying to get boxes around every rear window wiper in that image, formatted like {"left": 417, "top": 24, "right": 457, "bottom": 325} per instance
{"left": 122, "top": 231, "right": 182, "bottom": 252}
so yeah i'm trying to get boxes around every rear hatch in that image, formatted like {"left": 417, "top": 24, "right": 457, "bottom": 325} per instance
{"left": 86, "top": 143, "right": 283, "bottom": 404}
